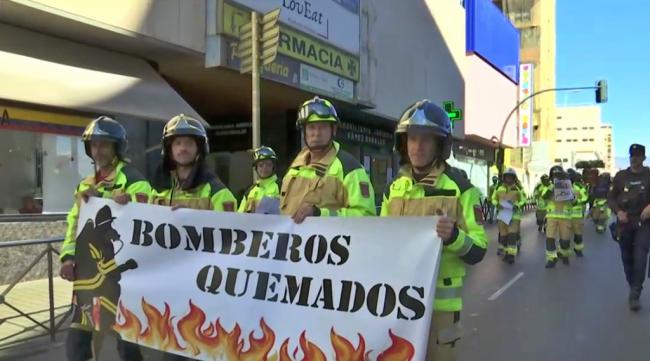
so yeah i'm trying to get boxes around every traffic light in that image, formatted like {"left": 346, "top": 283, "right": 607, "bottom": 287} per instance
{"left": 596, "top": 80, "right": 608, "bottom": 104}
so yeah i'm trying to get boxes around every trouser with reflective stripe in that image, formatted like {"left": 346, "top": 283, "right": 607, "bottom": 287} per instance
{"left": 536, "top": 209, "right": 547, "bottom": 226}
{"left": 498, "top": 220, "right": 520, "bottom": 256}
{"left": 546, "top": 218, "right": 572, "bottom": 258}
{"left": 572, "top": 218, "right": 585, "bottom": 251}
{"left": 66, "top": 328, "right": 142, "bottom": 361}
{"left": 426, "top": 311, "right": 461, "bottom": 361}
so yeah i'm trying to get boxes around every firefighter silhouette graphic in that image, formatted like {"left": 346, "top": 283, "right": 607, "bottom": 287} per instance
{"left": 71, "top": 205, "right": 138, "bottom": 332}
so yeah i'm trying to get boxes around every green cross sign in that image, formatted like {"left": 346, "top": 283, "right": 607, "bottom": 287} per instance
{"left": 443, "top": 101, "right": 463, "bottom": 127}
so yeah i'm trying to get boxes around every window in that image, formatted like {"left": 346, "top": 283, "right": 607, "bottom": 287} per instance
{"left": 566, "top": 139, "right": 572, "bottom": 142}
{"left": 582, "top": 127, "right": 588, "bottom": 130}
{"left": 554, "top": 158, "right": 562, "bottom": 162}
{"left": 556, "top": 139, "right": 562, "bottom": 142}
{"left": 582, "top": 139, "right": 588, "bottom": 142}
{"left": 556, "top": 127, "right": 563, "bottom": 131}
{"left": 563, "top": 158, "right": 569, "bottom": 162}
{"left": 589, "top": 138, "right": 594, "bottom": 141}
{"left": 520, "top": 26, "right": 540, "bottom": 49}
{"left": 0, "top": 129, "right": 93, "bottom": 214}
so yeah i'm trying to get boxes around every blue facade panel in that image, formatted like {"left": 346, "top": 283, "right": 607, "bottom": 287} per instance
{"left": 466, "top": 0, "right": 520, "bottom": 83}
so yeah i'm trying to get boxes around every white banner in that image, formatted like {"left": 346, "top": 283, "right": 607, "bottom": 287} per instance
{"left": 76, "top": 198, "right": 441, "bottom": 361}
{"left": 229, "top": 0, "right": 360, "bottom": 54}
{"left": 553, "top": 179, "right": 575, "bottom": 202}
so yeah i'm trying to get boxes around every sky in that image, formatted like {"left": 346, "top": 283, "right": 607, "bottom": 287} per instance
{"left": 556, "top": 0, "right": 650, "bottom": 161}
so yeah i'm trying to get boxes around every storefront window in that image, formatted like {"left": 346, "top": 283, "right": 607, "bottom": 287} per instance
{"left": 0, "top": 129, "right": 92, "bottom": 214}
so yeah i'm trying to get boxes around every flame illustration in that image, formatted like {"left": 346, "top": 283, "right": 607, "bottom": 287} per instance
{"left": 113, "top": 301, "right": 142, "bottom": 342}
{"left": 376, "top": 330, "right": 415, "bottom": 361}
{"left": 114, "top": 299, "right": 415, "bottom": 361}
{"left": 330, "top": 328, "right": 366, "bottom": 361}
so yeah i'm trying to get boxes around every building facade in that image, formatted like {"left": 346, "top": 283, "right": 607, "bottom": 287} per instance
{"left": 554, "top": 105, "right": 614, "bottom": 173}
{"left": 493, "top": 0, "right": 557, "bottom": 191}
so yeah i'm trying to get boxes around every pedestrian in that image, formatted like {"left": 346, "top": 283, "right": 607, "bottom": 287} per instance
{"left": 608, "top": 143, "right": 650, "bottom": 311}
{"left": 487, "top": 176, "right": 499, "bottom": 224}
{"left": 568, "top": 169, "right": 589, "bottom": 257}
{"left": 60, "top": 116, "right": 150, "bottom": 361}
{"left": 380, "top": 100, "right": 487, "bottom": 361}
{"left": 280, "top": 96, "right": 376, "bottom": 221}
{"left": 238, "top": 146, "right": 280, "bottom": 213}
{"left": 534, "top": 175, "right": 551, "bottom": 233}
{"left": 491, "top": 168, "right": 526, "bottom": 264}
{"left": 543, "top": 166, "right": 574, "bottom": 268}
{"left": 590, "top": 173, "right": 611, "bottom": 234}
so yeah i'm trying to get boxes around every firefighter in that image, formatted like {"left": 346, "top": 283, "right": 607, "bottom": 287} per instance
{"left": 238, "top": 146, "right": 281, "bottom": 213}
{"left": 150, "top": 114, "right": 237, "bottom": 212}
{"left": 487, "top": 176, "right": 499, "bottom": 224}
{"left": 568, "top": 169, "right": 589, "bottom": 257}
{"left": 149, "top": 114, "right": 237, "bottom": 361}
{"left": 491, "top": 168, "right": 526, "bottom": 264}
{"left": 59, "top": 116, "right": 150, "bottom": 361}
{"left": 608, "top": 144, "right": 650, "bottom": 311}
{"left": 590, "top": 173, "right": 612, "bottom": 234}
{"left": 380, "top": 100, "right": 487, "bottom": 361}
{"left": 543, "top": 166, "right": 575, "bottom": 268}
{"left": 280, "top": 96, "right": 376, "bottom": 221}
{"left": 534, "top": 175, "right": 552, "bottom": 233}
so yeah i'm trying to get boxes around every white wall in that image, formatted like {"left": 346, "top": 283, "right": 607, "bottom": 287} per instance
{"left": 360, "top": 0, "right": 466, "bottom": 129}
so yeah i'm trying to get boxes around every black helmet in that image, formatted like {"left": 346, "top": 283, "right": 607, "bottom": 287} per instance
{"left": 541, "top": 174, "right": 550, "bottom": 181}
{"left": 95, "top": 205, "right": 116, "bottom": 228}
{"left": 82, "top": 116, "right": 128, "bottom": 160}
{"left": 252, "top": 146, "right": 277, "bottom": 166}
{"left": 567, "top": 168, "right": 581, "bottom": 183}
{"left": 161, "top": 114, "right": 209, "bottom": 160}
{"left": 394, "top": 100, "right": 452, "bottom": 163}
{"left": 549, "top": 165, "right": 565, "bottom": 180}
{"left": 492, "top": 176, "right": 499, "bottom": 183}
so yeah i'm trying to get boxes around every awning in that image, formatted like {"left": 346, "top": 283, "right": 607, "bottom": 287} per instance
{"left": 0, "top": 24, "right": 204, "bottom": 123}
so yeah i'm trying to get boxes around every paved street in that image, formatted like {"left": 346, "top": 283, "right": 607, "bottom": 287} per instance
{"left": 459, "top": 214, "right": 650, "bottom": 361}
{"left": 3, "top": 214, "right": 649, "bottom": 361}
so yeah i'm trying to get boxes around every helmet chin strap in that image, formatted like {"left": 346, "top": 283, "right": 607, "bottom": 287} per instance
{"left": 302, "top": 126, "right": 334, "bottom": 153}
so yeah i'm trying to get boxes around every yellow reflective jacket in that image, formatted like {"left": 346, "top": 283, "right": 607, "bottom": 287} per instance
{"left": 280, "top": 142, "right": 376, "bottom": 217}
{"left": 491, "top": 184, "right": 526, "bottom": 220}
{"left": 61, "top": 161, "right": 151, "bottom": 261}
{"left": 534, "top": 182, "right": 551, "bottom": 210}
{"left": 238, "top": 175, "right": 280, "bottom": 213}
{"left": 380, "top": 164, "right": 488, "bottom": 312}
{"left": 150, "top": 165, "right": 237, "bottom": 212}
{"left": 571, "top": 183, "right": 589, "bottom": 218}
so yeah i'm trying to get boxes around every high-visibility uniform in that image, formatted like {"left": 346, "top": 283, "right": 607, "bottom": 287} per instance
{"left": 280, "top": 142, "right": 376, "bottom": 217}
{"left": 238, "top": 175, "right": 280, "bottom": 213}
{"left": 543, "top": 185, "right": 574, "bottom": 261}
{"left": 381, "top": 164, "right": 487, "bottom": 360}
{"left": 491, "top": 184, "right": 526, "bottom": 256}
{"left": 570, "top": 183, "right": 589, "bottom": 251}
{"left": 534, "top": 183, "right": 551, "bottom": 228}
{"left": 61, "top": 161, "right": 151, "bottom": 262}
{"left": 150, "top": 169, "right": 237, "bottom": 212}
{"left": 61, "top": 160, "right": 150, "bottom": 361}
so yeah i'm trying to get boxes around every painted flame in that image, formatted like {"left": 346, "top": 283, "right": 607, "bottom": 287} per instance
{"left": 330, "top": 328, "right": 366, "bottom": 361}
{"left": 113, "top": 299, "right": 415, "bottom": 361}
{"left": 376, "top": 330, "right": 415, "bottom": 361}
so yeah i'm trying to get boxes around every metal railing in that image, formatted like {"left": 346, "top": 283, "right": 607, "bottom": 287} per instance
{"left": 0, "top": 237, "right": 71, "bottom": 348}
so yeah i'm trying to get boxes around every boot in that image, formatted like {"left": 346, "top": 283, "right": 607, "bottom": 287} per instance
{"left": 504, "top": 254, "right": 515, "bottom": 265}
{"left": 629, "top": 288, "right": 642, "bottom": 312}
{"left": 575, "top": 249, "right": 584, "bottom": 257}
{"left": 559, "top": 254, "right": 570, "bottom": 265}
{"left": 545, "top": 259, "right": 556, "bottom": 269}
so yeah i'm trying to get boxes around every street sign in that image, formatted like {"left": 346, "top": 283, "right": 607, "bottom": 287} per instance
{"left": 237, "top": 8, "right": 281, "bottom": 74}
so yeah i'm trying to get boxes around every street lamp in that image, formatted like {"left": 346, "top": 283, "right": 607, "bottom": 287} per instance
{"left": 496, "top": 80, "right": 608, "bottom": 174}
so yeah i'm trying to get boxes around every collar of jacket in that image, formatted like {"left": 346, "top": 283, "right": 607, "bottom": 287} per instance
{"left": 87, "top": 160, "right": 125, "bottom": 185}
{"left": 398, "top": 162, "right": 447, "bottom": 187}
{"left": 290, "top": 141, "right": 340, "bottom": 170}
{"left": 257, "top": 174, "right": 278, "bottom": 186}
{"left": 151, "top": 161, "right": 214, "bottom": 192}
